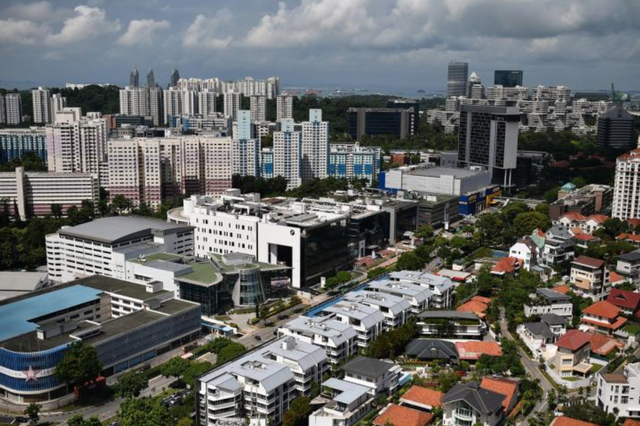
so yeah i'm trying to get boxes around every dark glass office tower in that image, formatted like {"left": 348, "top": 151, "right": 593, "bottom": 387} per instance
{"left": 447, "top": 62, "right": 469, "bottom": 97}
{"left": 494, "top": 70, "right": 523, "bottom": 87}
{"left": 596, "top": 105, "right": 635, "bottom": 150}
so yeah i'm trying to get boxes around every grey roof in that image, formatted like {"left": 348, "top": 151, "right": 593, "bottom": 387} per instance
{"left": 344, "top": 290, "right": 412, "bottom": 315}
{"left": 281, "top": 316, "right": 357, "bottom": 345}
{"left": 546, "top": 225, "right": 572, "bottom": 240}
{"left": 259, "top": 337, "right": 328, "bottom": 372}
{"left": 58, "top": 216, "right": 193, "bottom": 244}
{"left": 0, "top": 272, "right": 47, "bottom": 292}
{"left": 389, "top": 271, "right": 454, "bottom": 293}
{"left": 441, "top": 382, "right": 505, "bottom": 415}
{"left": 418, "top": 310, "right": 479, "bottom": 320}
{"left": 536, "top": 288, "right": 571, "bottom": 302}
{"left": 541, "top": 314, "right": 568, "bottom": 326}
{"left": 405, "top": 339, "right": 459, "bottom": 361}
{"left": 368, "top": 280, "right": 432, "bottom": 304}
{"left": 601, "top": 104, "right": 633, "bottom": 120}
{"left": 523, "top": 322, "right": 555, "bottom": 339}
{"left": 619, "top": 249, "right": 640, "bottom": 262}
{"left": 342, "top": 356, "right": 394, "bottom": 379}
{"left": 323, "top": 301, "right": 385, "bottom": 329}
{"left": 323, "top": 378, "right": 369, "bottom": 405}
{"left": 407, "top": 166, "right": 485, "bottom": 179}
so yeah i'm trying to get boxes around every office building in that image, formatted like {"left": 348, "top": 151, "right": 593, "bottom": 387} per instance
{"left": 301, "top": 109, "right": 329, "bottom": 181}
{"left": 146, "top": 69, "right": 156, "bottom": 88}
{"left": 0, "top": 275, "right": 200, "bottom": 405}
{"left": 130, "top": 67, "right": 139, "bottom": 87}
{"left": 45, "top": 216, "right": 194, "bottom": 283}
{"left": 329, "top": 143, "right": 381, "bottom": 185}
{"left": 273, "top": 118, "right": 302, "bottom": 189}
{"left": 596, "top": 362, "right": 640, "bottom": 417}
{"left": 276, "top": 94, "right": 293, "bottom": 121}
{"left": 0, "top": 128, "right": 47, "bottom": 164}
{"left": 596, "top": 105, "right": 635, "bottom": 150}
{"left": 107, "top": 136, "right": 233, "bottom": 207}
{"left": 4, "top": 93, "right": 23, "bottom": 124}
{"left": 613, "top": 149, "right": 640, "bottom": 220}
{"left": 447, "top": 61, "right": 469, "bottom": 97}
{"left": 169, "top": 68, "right": 180, "bottom": 88}
{"left": 348, "top": 107, "right": 417, "bottom": 140}
{"left": 250, "top": 95, "right": 267, "bottom": 122}
{"left": 457, "top": 105, "right": 520, "bottom": 188}
{"left": 197, "top": 90, "right": 217, "bottom": 117}
{"left": 32, "top": 87, "right": 52, "bottom": 124}
{"left": 224, "top": 91, "right": 241, "bottom": 121}
{"left": 494, "top": 70, "right": 523, "bottom": 87}
{"left": 196, "top": 337, "right": 328, "bottom": 426}
{"left": 0, "top": 167, "right": 98, "bottom": 220}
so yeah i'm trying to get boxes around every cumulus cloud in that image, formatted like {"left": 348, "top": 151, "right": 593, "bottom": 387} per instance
{"left": 183, "top": 11, "right": 232, "bottom": 49}
{"left": 118, "top": 19, "right": 170, "bottom": 46}
{"left": 45, "top": 5, "right": 120, "bottom": 46}
{"left": 5, "top": 1, "right": 57, "bottom": 21}
{"left": 0, "top": 18, "right": 47, "bottom": 45}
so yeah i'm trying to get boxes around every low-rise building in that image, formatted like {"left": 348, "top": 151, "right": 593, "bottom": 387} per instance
{"left": 479, "top": 377, "right": 518, "bottom": 414}
{"left": 457, "top": 296, "right": 491, "bottom": 319}
{"left": 374, "top": 404, "right": 433, "bottom": 426}
{"left": 341, "top": 356, "right": 402, "bottom": 397}
{"left": 553, "top": 212, "right": 608, "bottom": 234}
{"left": 417, "top": 311, "right": 484, "bottom": 339}
{"left": 441, "top": 382, "right": 505, "bottom": 426}
{"left": 388, "top": 271, "right": 454, "bottom": 308}
{"left": 455, "top": 341, "right": 502, "bottom": 362}
{"left": 541, "top": 226, "right": 575, "bottom": 267}
{"left": 509, "top": 239, "right": 538, "bottom": 271}
{"left": 606, "top": 288, "right": 640, "bottom": 316}
{"left": 309, "top": 378, "right": 373, "bottom": 426}
{"left": 400, "top": 386, "right": 444, "bottom": 412}
{"left": 321, "top": 301, "right": 385, "bottom": 350}
{"left": 524, "top": 288, "right": 573, "bottom": 318}
{"left": 570, "top": 255, "right": 610, "bottom": 301}
{"left": 596, "top": 362, "right": 640, "bottom": 417}
{"left": 580, "top": 301, "right": 627, "bottom": 336}
{"left": 616, "top": 249, "right": 640, "bottom": 284}
{"left": 405, "top": 339, "right": 459, "bottom": 363}
{"left": 367, "top": 280, "right": 432, "bottom": 314}
{"left": 550, "top": 329, "right": 594, "bottom": 378}
{"left": 517, "top": 315, "right": 567, "bottom": 358}
{"left": 342, "top": 290, "right": 412, "bottom": 331}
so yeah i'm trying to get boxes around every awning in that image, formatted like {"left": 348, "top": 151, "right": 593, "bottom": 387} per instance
{"left": 573, "top": 362, "right": 593, "bottom": 374}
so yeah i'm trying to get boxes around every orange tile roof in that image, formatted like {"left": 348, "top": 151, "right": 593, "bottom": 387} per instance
{"left": 587, "top": 333, "right": 625, "bottom": 356}
{"left": 572, "top": 255, "right": 604, "bottom": 269}
{"left": 573, "top": 233, "right": 598, "bottom": 242}
{"left": 617, "top": 233, "right": 640, "bottom": 242}
{"left": 581, "top": 316, "right": 627, "bottom": 330}
{"left": 455, "top": 341, "right": 502, "bottom": 360}
{"left": 609, "top": 270, "right": 625, "bottom": 283}
{"left": 374, "top": 404, "right": 434, "bottom": 426}
{"left": 551, "top": 417, "right": 600, "bottom": 426}
{"left": 472, "top": 296, "right": 492, "bottom": 304}
{"left": 401, "top": 386, "right": 443, "bottom": 409}
{"left": 561, "top": 212, "right": 587, "bottom": 222}
{"left": 480, "top": 377, "right": 518, "bottom": 413}
{"left": 551, "top": 285, "right": 571, "bottom": 294}
{"left": 556, "top": 329, "right": 592, "bottom": 351}
{"left": 587, "top": 214, "right": 609, "bottom": 224}
{"left": 626, "top": 219, "right": 640, "bottom": 228}
{"left": 492, "top": 257, "right": 521, "bottom": 274}
{"left": 582, "top": 301, "right": 622, "bottom": 319}
{"left": 457, "top": 300, "right": 489, "bottom": 318}
{"left": 623, "top": 419, "right": 640, "bottom": 426}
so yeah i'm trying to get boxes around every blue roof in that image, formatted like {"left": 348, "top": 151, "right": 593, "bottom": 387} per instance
{"left": 0, "top": 285, "right": 103, "bottom": 343}
{"left": 561, "top": 182, "right": 577, "bottom": 191}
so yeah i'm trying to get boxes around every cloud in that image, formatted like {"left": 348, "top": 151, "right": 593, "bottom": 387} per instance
{"left": 183, "top": 12, "right": 232, "bottom": 49}
{"left": 0, "top": 19, "right": 47, "bottom": 45}
{"left": 46, "top": 5, "right": 120, "bottom": 46}
{"left": 5, "top": 1, "right": 57, "bottom": 21}
{"left": 118, "top": 19, "right": 170, "bottom": 46}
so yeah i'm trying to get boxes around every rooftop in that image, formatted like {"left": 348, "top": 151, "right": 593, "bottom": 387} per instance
{"left": 537, "top": 287, "right": 571, "bottom": 302}
{"left": 550, "top": 417, "right": 600, "bottom": 426}
{"left": 374, "top": 404, "right": 433, "bottom": 426}
{"left": 455, "top": 341, "right": 502, "bottom": 360}
{"left": 582, "top": 300, "right": 621, "bottom": 319}
{"left": 322, "top": 378, "right": 369, "bottom": 406}
{"left": 176, "top": 262, "right": 223, "bottom": 286}
{"left": 0, "top": 271, "right": 47, "bottom": 292}
{"left": 523, "top": 322, "right": 555, "bottom": 339}
{"left": 441, "top": 382, "right": 505, "bottom": 415}
{"left": 405, "top": 339, "right": 459, "bottom": 361}
{"left": 75, "top": 275, "right": 169, "bottom": 302}
{"left": 572, "top": 255, "right": 604, "bottom": 269}
{"left": 418, "top": 311, "right": 479, "bottom": 321}
{"left": 400, "top": 386, "right": 444, "bottom": 409}
{"left": 342, "top": 356, "right": 395, "bottom": 379}
{"left": 480, "top": 377, "right": 518, "bottom": 412}
{"left": 607, "top": 289, "right": 640, "bottom": 311}
{"left": 404, "top": 166, "right": 487, "bottom": 179}
{"left": 555, "top": 329, "right": 592, "bottom": 351}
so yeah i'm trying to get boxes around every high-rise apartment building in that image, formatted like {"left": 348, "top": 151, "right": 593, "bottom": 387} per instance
{"left": 51, "top": 93, "right": 67, "bottom": 123}
{"left": 233, "top": 110, "right": 260, "bottom": 177}
{"left": 329, "top": 143, "right": 381, "bottom": 185}
{"left": 276, "top": 94, "right": 293, "bottom": 121}
{"left": 197, "top": 90, "right": 217, "bottom": 116}
{"left": 130, "top": 67, "right": 139, "bottom": 87}
{"left": 457, "top": 105, "right": 519, "bottom": 187}
{"left": 612, "top": 149, "right": 640, "bottom": 220}
{"left": 596, "top": 105, "right": 635, "bottom": 150}
{"left": 301, "top": 109, "right": 329, "bottom": 181}
{"left": 494, "top": 70, "right": 523, "bottom": 87}
{"left": 0, "top": 94, "right": 5, "bottom": 124}
{"left": 223, "top": 91, "right": 241, "bottom": 121}
{"left": 0, "top": 128, "right": 47, "bottom": 164}
{"left": 250, "top": 95, "right": 267, "bottom": 122}
{"left": 146, "top": 69, "right": 156, "bottom": 87}
{"left": 447, "top": 61, "right": 469, "bottom": 97}
{"left": 273, "top": 118, "right": 302, "bottom": 189}
{"left": 163, "top": 88, "right": 197, "bottom": 123}
{"left": 32, "top": 87, "right": 52, "bottom": 124}
{"left": 119, "top": 86, "right": 164, "bottom": 126}
{"left": 4, "top": 93, "right": 23, "bottom": 124}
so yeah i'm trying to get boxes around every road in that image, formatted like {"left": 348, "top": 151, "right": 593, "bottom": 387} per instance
{"left": 499, "top": 308, "right": 553, "bottom": 426}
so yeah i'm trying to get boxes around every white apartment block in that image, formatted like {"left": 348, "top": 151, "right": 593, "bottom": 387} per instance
{"left": 342, "top": 290, "right": 412, "bottom": 331}
{"left": 198, "top": 90, "right": 217, "bottom": 117}
{"left": 597, "top": 362, "right": 640, "bottom": 418}
{"left": 233, "top": 139, "right": 260, "bottom": 177}
{"left": 309, "top": 378, "right": 372, "bottom": 426}
{"left": 224, "top": 91, "right": 242, "bottom": 121}
{"left": 163, "top": 89, "right": 197, "bottom": 123}
{"left": 45, "top": 216, "right": 194, "bottom": 283}
{"left": 273, "top": 118, "right": 302, "bottom": 189}
{"left": 613, "top": 149, "right": 640, "bottom": 220}
{"left": 278, "top": 315, "right": 358, "bottom": 365}
{"left": 177, "top": 76, "right": 279, "bottom": 99}
{"left": 4, "top": 93, "right": 23, "bottom": 124}
{"left": 367, "top": 280, "right": 432, "bottom": 314}
{"left": 197, "top": 337, "right": 327, "bottom": 426}
{"left": 321, "top": 301, "right": 385, "bottom": 349}
{"left": 0, "top": 167, "right": 99, "bottom": 220}
{"left": 524, "top": 288, "right": 573, "bottom": 318}
{"left": 341, "top": 356, "right": 402, "bottom": 397}
{"left": 276, "top": 95, "right": 293, "bottom": 121}
{"left": 301, "top": 109, "right": 329, "bottom": 181}
{"left": 250, "top": 95, "right": 267, "bottom": 123}
{"left": 119, "top": 86, "right": 164, "bottom": 126}
{"left": 32, "top": 87, "right": 52, "bottom": 124}
{"left": 51, "top": 93, "right": 67, "bottom": 123}
{"left": 388, "top": 270, "right": 454, "bottom": 309}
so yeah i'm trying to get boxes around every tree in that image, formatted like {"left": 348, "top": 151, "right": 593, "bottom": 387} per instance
{"left": 118, "top": 397, "right": 170, "bottom": 426}
{"left": 513, "top": 211, "right": 551, "bottom": 236}
{"left": 115, "top": 371, "right": 149, "bottom": 398}
{"left": 111, "top": 194, "right": 132, "bottom": 215}
{"left": 24, "top": 403, "right": 40, "bottom": 425}
{"left": 437, "top": 370, "right": 460, "bottom": 392}
{"left": 283, "top": 396, "right": 311, "bottom": 426}
{"left": 161, "top": 357, "right": 190, "bottom": 379}
{"left": 182, "top": 361, "right": 214, "bottom": 388}
{"left": 51, "top": 203, "right": 63, "bottom": 218}
{"left": 396, "top": 251, "right": 425, "bottom": 271}
{"left": 55, "top": 342, "right": 103, "bottom": 390}
{"left": 68, "top": 415, "right": 102, "bottom": 426}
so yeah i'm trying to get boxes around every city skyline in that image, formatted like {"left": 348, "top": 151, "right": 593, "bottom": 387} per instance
{"left": 1, "top": 0, "right": 639, "bottom": 92}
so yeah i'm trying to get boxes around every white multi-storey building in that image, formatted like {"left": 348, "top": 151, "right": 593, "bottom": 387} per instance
{"left": 119, "top": 86, "right": 164, "bottom": 126}
{"left": 4, "top": 93, "right": 23, "bottom": 124}
{"left": 596, "top": 362, "right": 640, "bottom": 418}
{"left": 309, "top": 378, "right": 372, "bottom": 426}
{"left": 387, "top": 271, "right": 454, "bottom": 309}
{"left": 197, "top": 90, "right": 217, "bottom": 117}
{"left": 32, "top": 87, "right": 52, "bottom": 124}
{"left": 321, "top": 301, "right": 385, "bottom": 349}
{"left": 342, "top": 290, "right": 412, "bottom": 331}
{"left": 273, "top": 118, "right": 302, "bottom": 189}
{"left": 613, "top": 149, "right": 640, "bottom": 220}
{"left": 163, "top": 88, "right": 197, "bottom": 123}
{"left": 276, "top": 95, "right": 293, "bottom": 121}
{"left": 45, "top": 216, "right": 194, "bottom": 283}
{"left": 341, "top": 356, "right": 402, "bottom": 396}
{"left": 367, "top": 280, "right": 432, "bottom": 314}
{"left": 301, "top": 109, "right": 329, "bottom": 181}
{"left": 224, "top": 91, "right": 241, "bottom": 121}
{"left": 233, "top": 110, "right": 260, "bottom": 177}
{"left": 250, "top": 95, "right": 267, "bottom": 123}
{"left": 51, "top": 93, "right": 67, "bottom": 123}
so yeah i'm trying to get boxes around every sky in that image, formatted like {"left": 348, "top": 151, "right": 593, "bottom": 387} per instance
{"left": 1, "top": 0, "right": 639, "bottom": 93}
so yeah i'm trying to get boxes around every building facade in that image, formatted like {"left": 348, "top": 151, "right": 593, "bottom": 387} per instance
{"left": 0, "top": 128, "right": 47, "bottom": 164}
{"left": 301, "top": 109, "right": 329, "bottom": 181}
{"left": 613, "top": 149, "right": 640, "bottom": 220}
{"left": 329, "top": 143, "right": 381, "bottom": 184}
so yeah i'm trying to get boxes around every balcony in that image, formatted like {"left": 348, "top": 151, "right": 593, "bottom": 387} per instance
{"left": 454, "top": 408, "right": 474, "bottom": 421}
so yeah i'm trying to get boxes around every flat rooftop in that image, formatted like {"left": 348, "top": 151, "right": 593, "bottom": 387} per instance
{"left": 407, "top": 166, "right": 487, "bottom": 179}
{"left": 176, "top": 262, "right": 223, "bottom": 286}
{"left": 75, "top": 275, "right": 169, "bottom": 301}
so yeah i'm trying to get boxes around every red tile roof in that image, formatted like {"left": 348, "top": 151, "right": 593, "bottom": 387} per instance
{"left": 492, "top": 257, "right": 521, "bottom": 274}
{"left": 551, "top": 417, "right": 600, "bottom": 426}
{"left": 582, "top": 300, "right": 622, "bottom": 319}
{"left": 587, "top": 214, "right": 609, "bottom": 224}
{"left": 457, "top": 300, "right": 489, "bottom": 318}
{"left": 581, "top": 316, "right": 627, "bottom": 330}
{"left": 607, "top": 288, "right": 640, "bottom": 311}
{"left": 455, "top": 341, "right": 502, "bottom": 360}
{"left": 551, "top": 285, "right": 571, "bottom": 294}
{"left": 480, "top": 377, "right": 518, "bottom": 413}
{"left": 572, "top": 255, "right": 604, "bottom": 269}
{"left": 623, "top": 419, "right": 640, "bottom": 426}
{"left": 587, "top": 333, "right": 625, "bottom": 356}
{"left": 609, "top": 271, "right": 625, "bottom": 284}
{"left": 617, "top": 233, "right": 640, "bottom": 242}
{"left": 561, "top": 212, "right": 587, "bottom": 222}
{"left": 626, "top": 219, "right": 640, "bottom": 228}
{"left": 374, "top": 404, "right": 434, "bottom": 426}
{"left": 400, "top": 386, "right": 443, "bottom": 409}
{"left": 555, "top": 329, "right": 592, "bottom": 351}
{"left": 573, "top": 233, "right": 598, "bottom": 242}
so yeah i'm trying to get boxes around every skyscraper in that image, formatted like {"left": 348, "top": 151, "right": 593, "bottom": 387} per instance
{"left": 613, "top": 150, "right": 640, "bottom": 219}
{"left": 4, "top": 93, "right": 22, "bottom": 124}
{"left": 494, "top": 70, "right": 523, "bottom": 87}
{"left": 301, "top": 109, "right": 329, "bottom": 181}
{"left": 273, "top": 118, "right": 302, "bottom": 189}
{"left": 250, "top": 95, "right": 267, "bottom": 122}
{"left": 198, "top": 90, "right": 217, "bottom": 117}
{"left": 163, "top": 89, "right": 197, "bottom": 123}
{"left": 233, "top": 110, "right": 260, "bottom": 177}
{"left": 467, "top": 72, "right": 484, "bottom": 99}
{"left": 457, "top": 105, "right": 519, "bottom": 188}
{"left": 170, "top": 68, "right": 180, "bottom": 88}
{"left": 224, "top": 91, "right": 241, "bottom": 121}
{"left": 596, "top": 105, "right": 635, "bottom": 150}
{"left": 119, "top": 86, "right": 164, "bottom": 125}
{"left": 51, "top": 93, "right": 67, "bottom": 123}
{"left": 447, "top": 62, "right": 469, "bottom": 97}
{"left": 276, "top": 95, "right": 293, "bottom": 121}
{"left": 147, "top": 69, "right": 156, "bottom": 88}
{"left": 32, "top": 87, "right": 52, "bottom": 124}
{"left": 130, "top": 67, "right": 140, "bottom": 87}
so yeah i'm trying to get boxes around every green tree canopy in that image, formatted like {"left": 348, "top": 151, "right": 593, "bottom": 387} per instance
{"left": 55, "top": 342, "right": 103, "bottom": 389}
{"left": 118, "top": 397, "right": 170, "bottom": 426}
{"left": 161, "top": 357, "right": 191, "bottom": 378}
{"left": 115, "top": 370, "right": 149, "bottom": 398}
{"left": 283, "top": 396, "right": 311, "bottom": 426}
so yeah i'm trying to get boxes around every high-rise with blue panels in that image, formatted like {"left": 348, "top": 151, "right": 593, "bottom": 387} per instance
{"left": 0, "top": 128, "right": 47, "bottom": 165}
{"left": 329, "top": 143, "right": 381, "bottom": 185}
